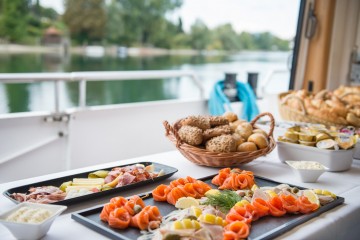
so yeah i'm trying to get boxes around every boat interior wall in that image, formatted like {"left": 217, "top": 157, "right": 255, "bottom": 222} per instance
{"left": 69, "top": 99, "right": 208, "bottom": 169}
{"left": 0, "top": 115, "right": 68, "bottom": 183}
{"left": 296, "top": 0, "right": 360, "bottom": 91}
{"left": 0, "top": 99, "right": 208, "bottom": 183}
{"left": 327, "top": 0, "right": 360, "bottom": 90}
{"left": 302, "top": 0, "right": 336, "bottom": 92}
{"left": 294, "top": 0, "right": 313, "bottom": 91}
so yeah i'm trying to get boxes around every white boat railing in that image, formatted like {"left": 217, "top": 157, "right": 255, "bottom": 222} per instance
{"left": 0, "top": 70, "right": 204, "bottom": 114}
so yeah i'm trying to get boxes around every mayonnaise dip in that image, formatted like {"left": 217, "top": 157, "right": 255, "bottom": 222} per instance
{"left": 6, "top": 206, "right": 52, "bottom": 224}
{"left": 288, "top": 161, "right": 325, "bottom": 170}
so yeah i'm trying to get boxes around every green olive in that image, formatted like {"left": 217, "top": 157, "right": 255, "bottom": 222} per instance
{"left": 184, "top": 215, "right": 197, "bottom": 220}
{"left": 133, "top": 204, "right": 143, "bottom": 214}
{"left": 164, "top": 234, "right": 181, "bottom": 240}
{"left": 291, "top": 187, "right": 299, "bottom": 194}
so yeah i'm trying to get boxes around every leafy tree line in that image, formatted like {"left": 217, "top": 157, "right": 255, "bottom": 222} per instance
{"left": 0, "top": 0, "right": 62, "bottom": 44}
{"left": 0, "top": 0, "right": 290, "bottom": 51}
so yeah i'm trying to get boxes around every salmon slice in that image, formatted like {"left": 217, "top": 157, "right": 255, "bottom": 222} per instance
{"left": 223, "top": 221, "right": 250, "bottom": 240}
{"left": 251, "top": 198, "right": 269, "bottom": 217}
{"left": 142, "top": 206, "right": 162, "bottom": 221}
{"left": 167, "top": 187, "right": 187, "bottom": 205}
{"left": 267, "top": 196, "right": 286, "bottom": 217}
{"left": 152, "top": 184, "right": 171, "bottom": 202}
{"left": 297, "top": 196, "right": 319, "bottom": 214}
{"left": 212, "top": 170, "right": 230, "bottom": 186}
{"left": 177, "top": 183, "right": 198, "bottom": 198}
{"left": 244, "top": 204, "right": 260, "bottom": 221}
{"left": 123, "top": 195, "right": 146, "bottom": 215}
{"left": 280, "top": 194, "right": 299, "bottom": 213}
{"left": 226, "top": 206, "right": 253, "bottom": 224}
{"left": 130, "top": 210, "right": 150, "bottom": 230}
{"left": 108, "top": 207, "right": 131, "bottom": 229}
{"left": 193, "top": 181, "right": 212, "bottom": 196}
{"left": 100, "top": 203, "right": 116, "bottom": 222}
{"left": 110, "top": 196, "right": 128, "bottom": 208}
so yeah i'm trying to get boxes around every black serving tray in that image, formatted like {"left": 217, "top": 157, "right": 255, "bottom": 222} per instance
{"left": 3, "top": 162, "right": 178, "bottom": 206}
{"left": 71, "top": 175, "right": 344, "bottom": 240}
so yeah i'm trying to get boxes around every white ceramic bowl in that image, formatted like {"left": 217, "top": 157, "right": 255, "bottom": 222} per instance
{"left": 0, "top": 202, "right": 67, "bottom": 240}
{"left": 277, "top": 141, "right": 354, "bottom": 171}
{"left": 285, "top": 160, "right": 326, "bottom": 183}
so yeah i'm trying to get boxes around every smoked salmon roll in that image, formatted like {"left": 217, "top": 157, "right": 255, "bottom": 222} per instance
{"left": 267, "top": 196, "right": 286, "bottom": 217}
{"left": 152, "top": 184, "right": 171, "bottom": 202}
{"left": 100, "top": 203, "right": 116, "bottom": 222}
{"left": 251, "top": 198, "right": 269, "bottom": 217}
{"left": 108, "top": 207, "right": 131, "bottom": 229}
{"left": 279, "top": 194, "right": 299, "bottom": 213}
{"left": 223, "top": 221, "right": 250, "bottom": 240}
{"left": 297, "top": 196, "right": 319, "bottom": 214}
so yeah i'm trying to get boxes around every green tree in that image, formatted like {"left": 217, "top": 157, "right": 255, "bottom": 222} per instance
{"left": 212, "top": 24, "right": 240, "bottom": 51}
{"left": 238, "top": 32, "right": 256, "bottom": 50}
{"left": 105, "top": 0, "right": 124, "bottom": 44}
{"left": 115, "top": 0, "right": 182, "bottom": 46}
{"left": 189, "top": 19, "right": 210, "bottom": 50}
{"left": 0, "top": 0, "right": 31, "bottom": 42}
{"left": 63, "top": 0, "right": 106, "bottom": 44}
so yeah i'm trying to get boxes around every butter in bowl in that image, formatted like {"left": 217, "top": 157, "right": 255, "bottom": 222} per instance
{"left": 0, "top": 202, "right": 67, "bottom": 240}
{"left": 285, "top": 161, "right": 326, "bottom": 183}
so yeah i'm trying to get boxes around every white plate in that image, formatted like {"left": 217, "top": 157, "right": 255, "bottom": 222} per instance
{"left": 0, "top": 202, "right": 67, "bottom": 240}
{"left": 277, "top": 141, "right": 354, "bottom": 172}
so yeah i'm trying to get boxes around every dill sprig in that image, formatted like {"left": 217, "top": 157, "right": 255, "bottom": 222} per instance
{"left": 203, "top": 190, "right": 242, "bottom": 213}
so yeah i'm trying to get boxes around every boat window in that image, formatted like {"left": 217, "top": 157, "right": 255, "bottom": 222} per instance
{"left": 0, "top": 0, "right": 302, "bottom": 113}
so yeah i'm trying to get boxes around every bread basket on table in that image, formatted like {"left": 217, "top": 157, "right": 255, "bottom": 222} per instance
{"left": 163, "top": 112, "right": 276, "bottom": 167}
{"left": 278, "top": 91, "right": 360, "bottom": 128}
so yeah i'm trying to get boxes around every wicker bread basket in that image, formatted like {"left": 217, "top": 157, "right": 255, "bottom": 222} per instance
{"left": 278, "top": 91, "right": 360, "bottom": 128}
{"left": 163, "top": 112, "right": 276, "bottom": 167}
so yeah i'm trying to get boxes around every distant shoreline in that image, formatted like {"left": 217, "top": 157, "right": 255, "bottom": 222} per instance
{"left": 0, "top": 44, "right": 216, "bottom": 56}
{"left": 0, "top": 44, "right": 288, "bottom": 57}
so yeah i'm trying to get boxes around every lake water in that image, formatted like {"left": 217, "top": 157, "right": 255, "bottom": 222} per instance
{"left": 0, "top": 51, "right": 291, "bottom": 114}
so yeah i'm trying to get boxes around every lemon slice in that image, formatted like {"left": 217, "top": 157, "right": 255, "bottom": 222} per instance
{"left": 205, "top": 189, "right": 220, "bottom": 197}
{"left": 235, "top": 199, "right": 250, "bottom": 207}
{"left": 266, "top": 190, "right": 278, "bottom": 198}
{"left": 251, "top": 184, "right": 259, "bottom": 191}
{"left": 190, "top": 206, "right": 202, "bottom": 217}
{"left": 302, "top": 190, "right": 320, "bottom": 207}
{"left": 175, "top": 197, "right": 199, "bottom": 209}
{"left": 313, "top": 189, "right": 337, "bottom": 199}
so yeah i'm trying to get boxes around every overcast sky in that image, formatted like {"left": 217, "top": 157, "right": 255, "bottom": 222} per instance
{"left": 39, "top": 0, "right": 300, "bottom": 39}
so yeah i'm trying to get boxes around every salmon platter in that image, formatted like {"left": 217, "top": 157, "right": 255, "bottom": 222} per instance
{"left": 72, "top": 169, "right": 344, "bottom": 240}
{"left": 3, "top": 162, "right": 178, "bottom": 206}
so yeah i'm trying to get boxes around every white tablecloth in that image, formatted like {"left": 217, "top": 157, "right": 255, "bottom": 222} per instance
{"left": 1, "top": 149, "right": 360, "bottom": 240}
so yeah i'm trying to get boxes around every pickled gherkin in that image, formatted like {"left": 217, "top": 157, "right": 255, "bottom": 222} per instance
{"left": 88, "top": 170, "right": 109, "bottom": 178}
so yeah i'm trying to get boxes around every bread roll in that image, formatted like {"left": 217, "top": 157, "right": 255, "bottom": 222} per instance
{"left": 223, "top": 112, "right": 238, "bottom": 122}
{"left": 209, "top": 116, "right": 229, "bottom": 127}
{"left": 203, "top": 125, "right": 231, "bottom": 141}
{"left": 178, "top": 125, "right": 203, "bottom": 146}
{"left": 237, "top": 142, "right": 257, "bottom": 152}
{"left": 205, "top": 135, "right": 236, "bottom": 153}
{"left": 252, "top": 129, "right": 268, "bottom": 138}
{"left": 248, "top": 133, "right": 269, "bottom": 149}
{"left": 236, "top": 122, "right": 253, "bottom": 140}
{"left": 181, "top": 116, "right": 210, "bottom": 130}
{"left": 229, "top": 119, "right": 246, "bottom": 132}
{"left": 232, "top": 133, "right": 245, "bottom": 147}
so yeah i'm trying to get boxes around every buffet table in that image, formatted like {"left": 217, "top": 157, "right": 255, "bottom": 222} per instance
{"left": 1, "top": 148, "right": 360, "bottom": 240}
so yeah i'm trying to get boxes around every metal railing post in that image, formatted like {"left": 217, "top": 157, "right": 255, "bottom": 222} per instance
{"left": 54, "top": 80, "right": 61, "bottom": 114}
{"left": 79, "top": 79, "right": 87, "bottom": 109}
